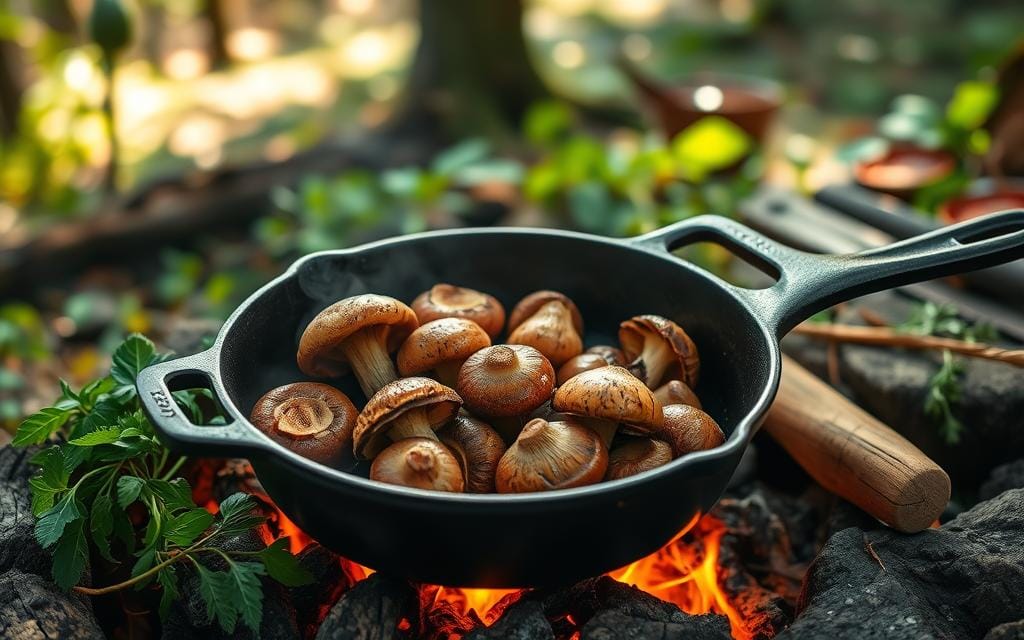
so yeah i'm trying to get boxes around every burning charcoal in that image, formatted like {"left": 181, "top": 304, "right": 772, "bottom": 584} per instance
{"left": 543, "top": 576, "right": 700, "bottom": 626}
{"left": 980, "top": 459, "right": 1024, "bottom": 501}
{"left": 414, "top": 585, "right": 479, "bottom": 639}
{"left": 779, "top": 489, "right": 1024, "bottom": 639}
{"left": 581, "top": 609, "right": 731, "bottom": 640}
{"left": 0, "top": 569, "right": 104, "bottom": 639}
{"left": 986, "top": 620, "right": 1024, "bottom": 640}
{"left": 314, "top": 573, "right": 414, "bottom": 640}
{"left": 463, "top": 600, "right": 553, "bottom": 640}
{"left": 290, "top": 544, "right": 354, "bottom": 639}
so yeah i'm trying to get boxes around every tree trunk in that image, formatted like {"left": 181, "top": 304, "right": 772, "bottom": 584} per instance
{"left": 202, "top": 0, "right": 232, "bottom": 69}
{"left": 0, "top": 40, "right": 22, "bottom": 139}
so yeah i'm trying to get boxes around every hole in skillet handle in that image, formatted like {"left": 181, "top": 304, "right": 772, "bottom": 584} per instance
{"left": 666, "top": 232, "right": 781, "bottom": 290}
{"left": 164, "top": 370, "right": 230, "bottom": 427}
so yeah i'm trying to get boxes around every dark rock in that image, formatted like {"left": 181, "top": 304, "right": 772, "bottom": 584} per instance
{"left": 290, "top": 544, "right": 354, "bottom": 639}
{"left": 987, "top": 620, "right": 1024, "bottom": 640}
{"left": 314, "top": 573, "right": 413, "bottom": 640}
{"left": 544, "top": 576, "right": 694, "bottom": 625}
{"left": 980, "top": 460, "right": 1024, "bottom": 501}
{"left": 464, "top": 600, "right": 553, "bottom": 640}
{"left": 824, "top": 499, "right": 878, "bottom": 540}
{"left": 0, "top": 569, "right": 103, "bottom": 639}
{"left": 779, "top": 489, "right": 1024, "bottom": 639}
{"left": 581, "top": 609, "right": 731, "bottom": 640}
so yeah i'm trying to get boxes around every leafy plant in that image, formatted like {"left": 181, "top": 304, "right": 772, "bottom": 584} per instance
{"left": 924, "top": 350, "right": 965, "bottom": 445}
{"left": 14, "top": 334, "right": 311, "bottom": 633}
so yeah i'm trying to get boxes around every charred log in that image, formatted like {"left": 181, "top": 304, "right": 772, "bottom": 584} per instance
{"left": 0, "top": 569, "right": 104, "bottom": 639}
{"left": 463, "top": 600, "right": 553, "bottom": 640}
{"left": 290, "top": 544, "right": 356, "bottom": 640}
{"left": 314, "top": 573, "right": 414, "bottom": 640}
{"left": 581, "top": 609, "right": 731, "bottom": 640}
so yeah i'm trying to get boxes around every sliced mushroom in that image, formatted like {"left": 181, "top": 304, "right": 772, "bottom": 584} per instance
{"left": 250, "top": 382, "right": 358, "bottom": 465}
{"left": 411, "top": 284, "right": 506, "bottom": 339}
{"left": 495, "top": 418, "right": 608, "bottom": 493}
{"left": 397, "top": 318, "right": 491, "bottom": 387}
{"left": 508, "top": 299, "right": 583, "bottom": 367}
{"left": 297, "top": 294, "right": 419, "bottom": 398}
{"left": 456, "top": 344, "right": 555, "bottom": 418}
{"left": 606, "top": 438, "right": 673, "bottom": 480}
{"left": 438, "top": 414, "right": 505, "bottom": 493}
{"left": 586, "top": 345, "right": 627, "bottom": 366}
{"left": 552, "top": 365, "right": 663, "bottom": 449}
{"left": 653, "top": 404, "right": 725, "bottom": 457}
{"left": 353, "top": 377, "right": 462, "bottom": 459}
{"left": 619, "top": 315, "right": 700, "bottom": 388}
{"left": 370, "top": 438, "right": 465, "bottom": 492}
{"left": 557, "top": 353, "right": 612, "bottom": 386}
{"left": 653, "top": 380, "right": 702, "bottom": 410}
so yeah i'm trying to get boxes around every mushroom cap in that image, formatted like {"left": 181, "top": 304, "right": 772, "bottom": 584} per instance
{"left": 586, "top": 345, "right": 627, "bottom": 366}
{"left": 396, "top": 318, "right": 492, "bottom": 377}
{"left": 456, "top": 344, "right": 555, "bottom": 417}
{"left": 411, "top": 284, "right": 506, "bottom": 339}
{"left": 619, "top": 315, "right": 700, "bottom": 388}
{"left": 508, "top": 300, "right": 584, "bottom": 367}
{"left": 250, "top": 382, "right": 358, "bottom": 465}
{"left": 606, "top": 438, "right": 673, "bottom": 480}
{"left": 507, "top": 290, "right": 584, "bottom": 335}
{"left": 557, "top": 353, "right": 611, "bottom": 386}
{"left": 438, "top": 414, "right": 506, "bottom": 493}
{"left": 297, "top": 294, "right": 419, "bottom": 377}
{"left": 353, "top": 377, "right": 462, "bottom": 459}
{"left": 653, "top": 380, "right": 702, "bottom": 410}
{"left": 495, "top": 418, "right": 608, "bottom": 493}
{"left": 552, "top": 365, "right": 663, "bottom": 433}
{"left": 370, "top": 438, "right": 465, "bottom": 492}
{"left": 650, "top": 404, "right": 725, "bottom": 457}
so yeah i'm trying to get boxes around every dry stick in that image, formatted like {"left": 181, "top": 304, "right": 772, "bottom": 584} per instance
{"left": 793, "top": 322, "right": 1024, "bottom": 368}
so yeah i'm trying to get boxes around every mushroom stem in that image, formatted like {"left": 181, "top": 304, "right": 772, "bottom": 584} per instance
{"left": 341, "top": 326, "right": 399, "bottom": 397}
{"left": 631, "top": 338, "right": 675, "bottom": 388}
{"left": 434, "top": 360, "right": 463, "bottom": 388}
{"left": 580, "top": 417, "right": 617, "bottom": 450}
{"left": 387, "top": 407, "right": 440, "bottom": 442}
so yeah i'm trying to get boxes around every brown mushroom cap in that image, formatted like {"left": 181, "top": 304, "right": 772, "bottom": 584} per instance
{"left": 557, "top": 353, "right": 612, "bottom": 386}
{"left": 370, "top": 438, "right": 465, "bottom": 492}
{"left": 456, "top": 345, "right": 555, "bottom": 417}
{"left": 396, "top": 318, "right": 491, "bottom": 378}
{"left": 297, "top": 294, "right": 418, "bottom": 378}
{"left": 508, "top": 300, "right": 584, "bottom": 367}
{"left": 507, "top": 290, "right": 584, "bottom": 334}
{"left": 438, "top": 414, "right": 506, "bottom": 493}
{"left": 606, "top": 438, "right": 673, "bottom": 480}
{"left": 653, "top": 380, "right": 702, "bottom": 410}
{"left": 552, "top": 365, "right": 663, "bottom": 434}
{"left": 250, "top": 383, "right": 358, "bottom": 465}
{"left": 411, "top": 284, "right": 506, "bottom": 339}
{"left": 586, "top": 345, "right": 627, "bottom": 366}
{"left": 619, "top": 315, "right": 700, "bottom": 388}
{"left": 653, "top": 404, "right": 725, "bottom": 457}
{"left": 495, "top": 418, "right": 608, "bottom": 493}
{"left": 353, "top": 377, "right": 462, "bottom": 459}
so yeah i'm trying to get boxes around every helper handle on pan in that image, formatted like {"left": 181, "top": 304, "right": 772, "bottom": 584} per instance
{"left": 137, "top": 350, "right": 265, "bottom": 456}
{"left": 633, "top": 209, "right": 1024, "bottom": 335}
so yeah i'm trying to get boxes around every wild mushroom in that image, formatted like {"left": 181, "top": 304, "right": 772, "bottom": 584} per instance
{"left": 507, "top": 291, "right": 584, "bottom": 367}
{"left": 556, "top": 353, "right": 611, "bottom": 386}
{"left": 653, "top": 380, "right": 702, "bottom": 410}
{"left": 606, "top": 438, "right": 673, "bottom": 481}
{"left": 397, "top": 317, "right": 491, "bottom": 387}
{"left": 411, "top": 283, "right": 506, "bottom": 339}
{"left": 250, "top": 382, "right": 358, "bottom": 465}
{"left": 586, "top": 345, "right": 627, "bottom": 366}
{"left": 438, "top": 414, "right": 505, "bottom": 493}
{"left": 552, "top": 365, "right": 663, "bottom": 449}
{"left": 619, "top": 315, "right": 700, "bottom": 388}
{"left": 495, "top": 418, "right": 608, "bottom": 493}
{"left": 654, "top": 404, "right": 725, "bottom": 457}
{"left": 370, "top": 438, "right": 465, "bottom": 492}
{"left": 456, "top": 345, "right": 555, "bottom": 418}
{"left": 353, "top": 377, "right": 461, "bottom": 459}
{"left": 297, "top": 294, "right": 419, "bottom": 398}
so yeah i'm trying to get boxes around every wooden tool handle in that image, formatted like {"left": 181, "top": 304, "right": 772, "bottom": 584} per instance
{"left": 762, "top": 354, "right": 950, "bottom": 533}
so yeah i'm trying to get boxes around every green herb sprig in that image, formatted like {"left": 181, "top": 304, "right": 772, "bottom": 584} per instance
{"left": 14, "top": 334, "right": 311, "bottom": 634}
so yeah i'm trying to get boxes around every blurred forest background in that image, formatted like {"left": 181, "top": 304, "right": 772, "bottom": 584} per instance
{"left": 0, "top": 0, "right": 1021, "bottom": 430}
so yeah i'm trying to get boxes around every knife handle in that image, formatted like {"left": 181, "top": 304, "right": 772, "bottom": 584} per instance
{"left": 762, "top": 354, "right": 950, "bottom": 533}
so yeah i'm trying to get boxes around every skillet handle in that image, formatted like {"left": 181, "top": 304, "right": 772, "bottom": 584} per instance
{"left": 632, "top": 210, "right": 1024, "bottom": 335}
{"left": 137, "top": 350, "right": 265, "bottom": 457}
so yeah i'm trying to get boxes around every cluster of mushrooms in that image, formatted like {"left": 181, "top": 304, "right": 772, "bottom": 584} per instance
{"left": 249, "top": 285, "right": 725, "bottom": 493}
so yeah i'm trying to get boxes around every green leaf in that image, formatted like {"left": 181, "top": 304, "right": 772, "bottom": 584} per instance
{"left": 198, "top": 564, "right": 238, "bottom": 633}
{"left": 172, "top": 390, "right": 204, "bottom": 424}
{"left": 432, "top": 138, "right": 490, "bottom": 176}
{"left": 13, "top": 408, "right": 72, "bottom": 446}
{"left": 28, "top": 448, "right": 69, "bottom": 516}
{"left": 227, "top": 561, "right": 266, "bottom": 633}
{"left": 88, "top": 0, "right": 132, "bottom": 56}
{"left": 131, "top": 545, "right": 158, "bottom": 580}
{"left": 52, "top": 519, "right": 89, "bottom": 590}
{"left": 259, "top": 538, "right": 313, "bottom": 587}
{"left": 35, "top": 492, "right": 82, "bottom": 548}
{"left": 217, "top": 493, "right": 265, "bottom": 534}
{"left": 157, "top": 566, "right": 179, "bottom": 620}
{"left": 80, "top": 376, "right": 116, "bottom": 406}
{"left": 148, "top": 478, "right": 195, "bottom": 512}
{"left": 77, "top": 398, "right": 122, "bottom": 437}
{"left": 69, "top": 427, "right": 122, "bottom": 446}
{"left": 672, "top": 116, "right": 752, "bottom": 182}
{"left": 111, "top": 334, "right": 157, "bottom": 387}
{"left": 164, "top": 508, "right": 214, "bottom": 546}
{"left": 116, "top": 475, "right": 145, "bottom": 508}
{"left": 90, "top": 494, "right": 117, "bottom": 562}
{"left": 946, "top": 81, "right": 999, "bottom": 132}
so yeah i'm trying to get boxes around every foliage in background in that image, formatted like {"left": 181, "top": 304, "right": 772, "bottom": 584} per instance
{"left": 13, "top": 334, "right": 310, "bottom": 634}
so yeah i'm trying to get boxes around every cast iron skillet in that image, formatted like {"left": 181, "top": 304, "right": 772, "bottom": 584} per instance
{"left": 138, "top": 211, "right": 1024, "bottom": 587}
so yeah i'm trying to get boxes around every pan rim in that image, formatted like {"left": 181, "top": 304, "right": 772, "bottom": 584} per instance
{"left": 208, "top": 226, "right": 781, "bottom": 504}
